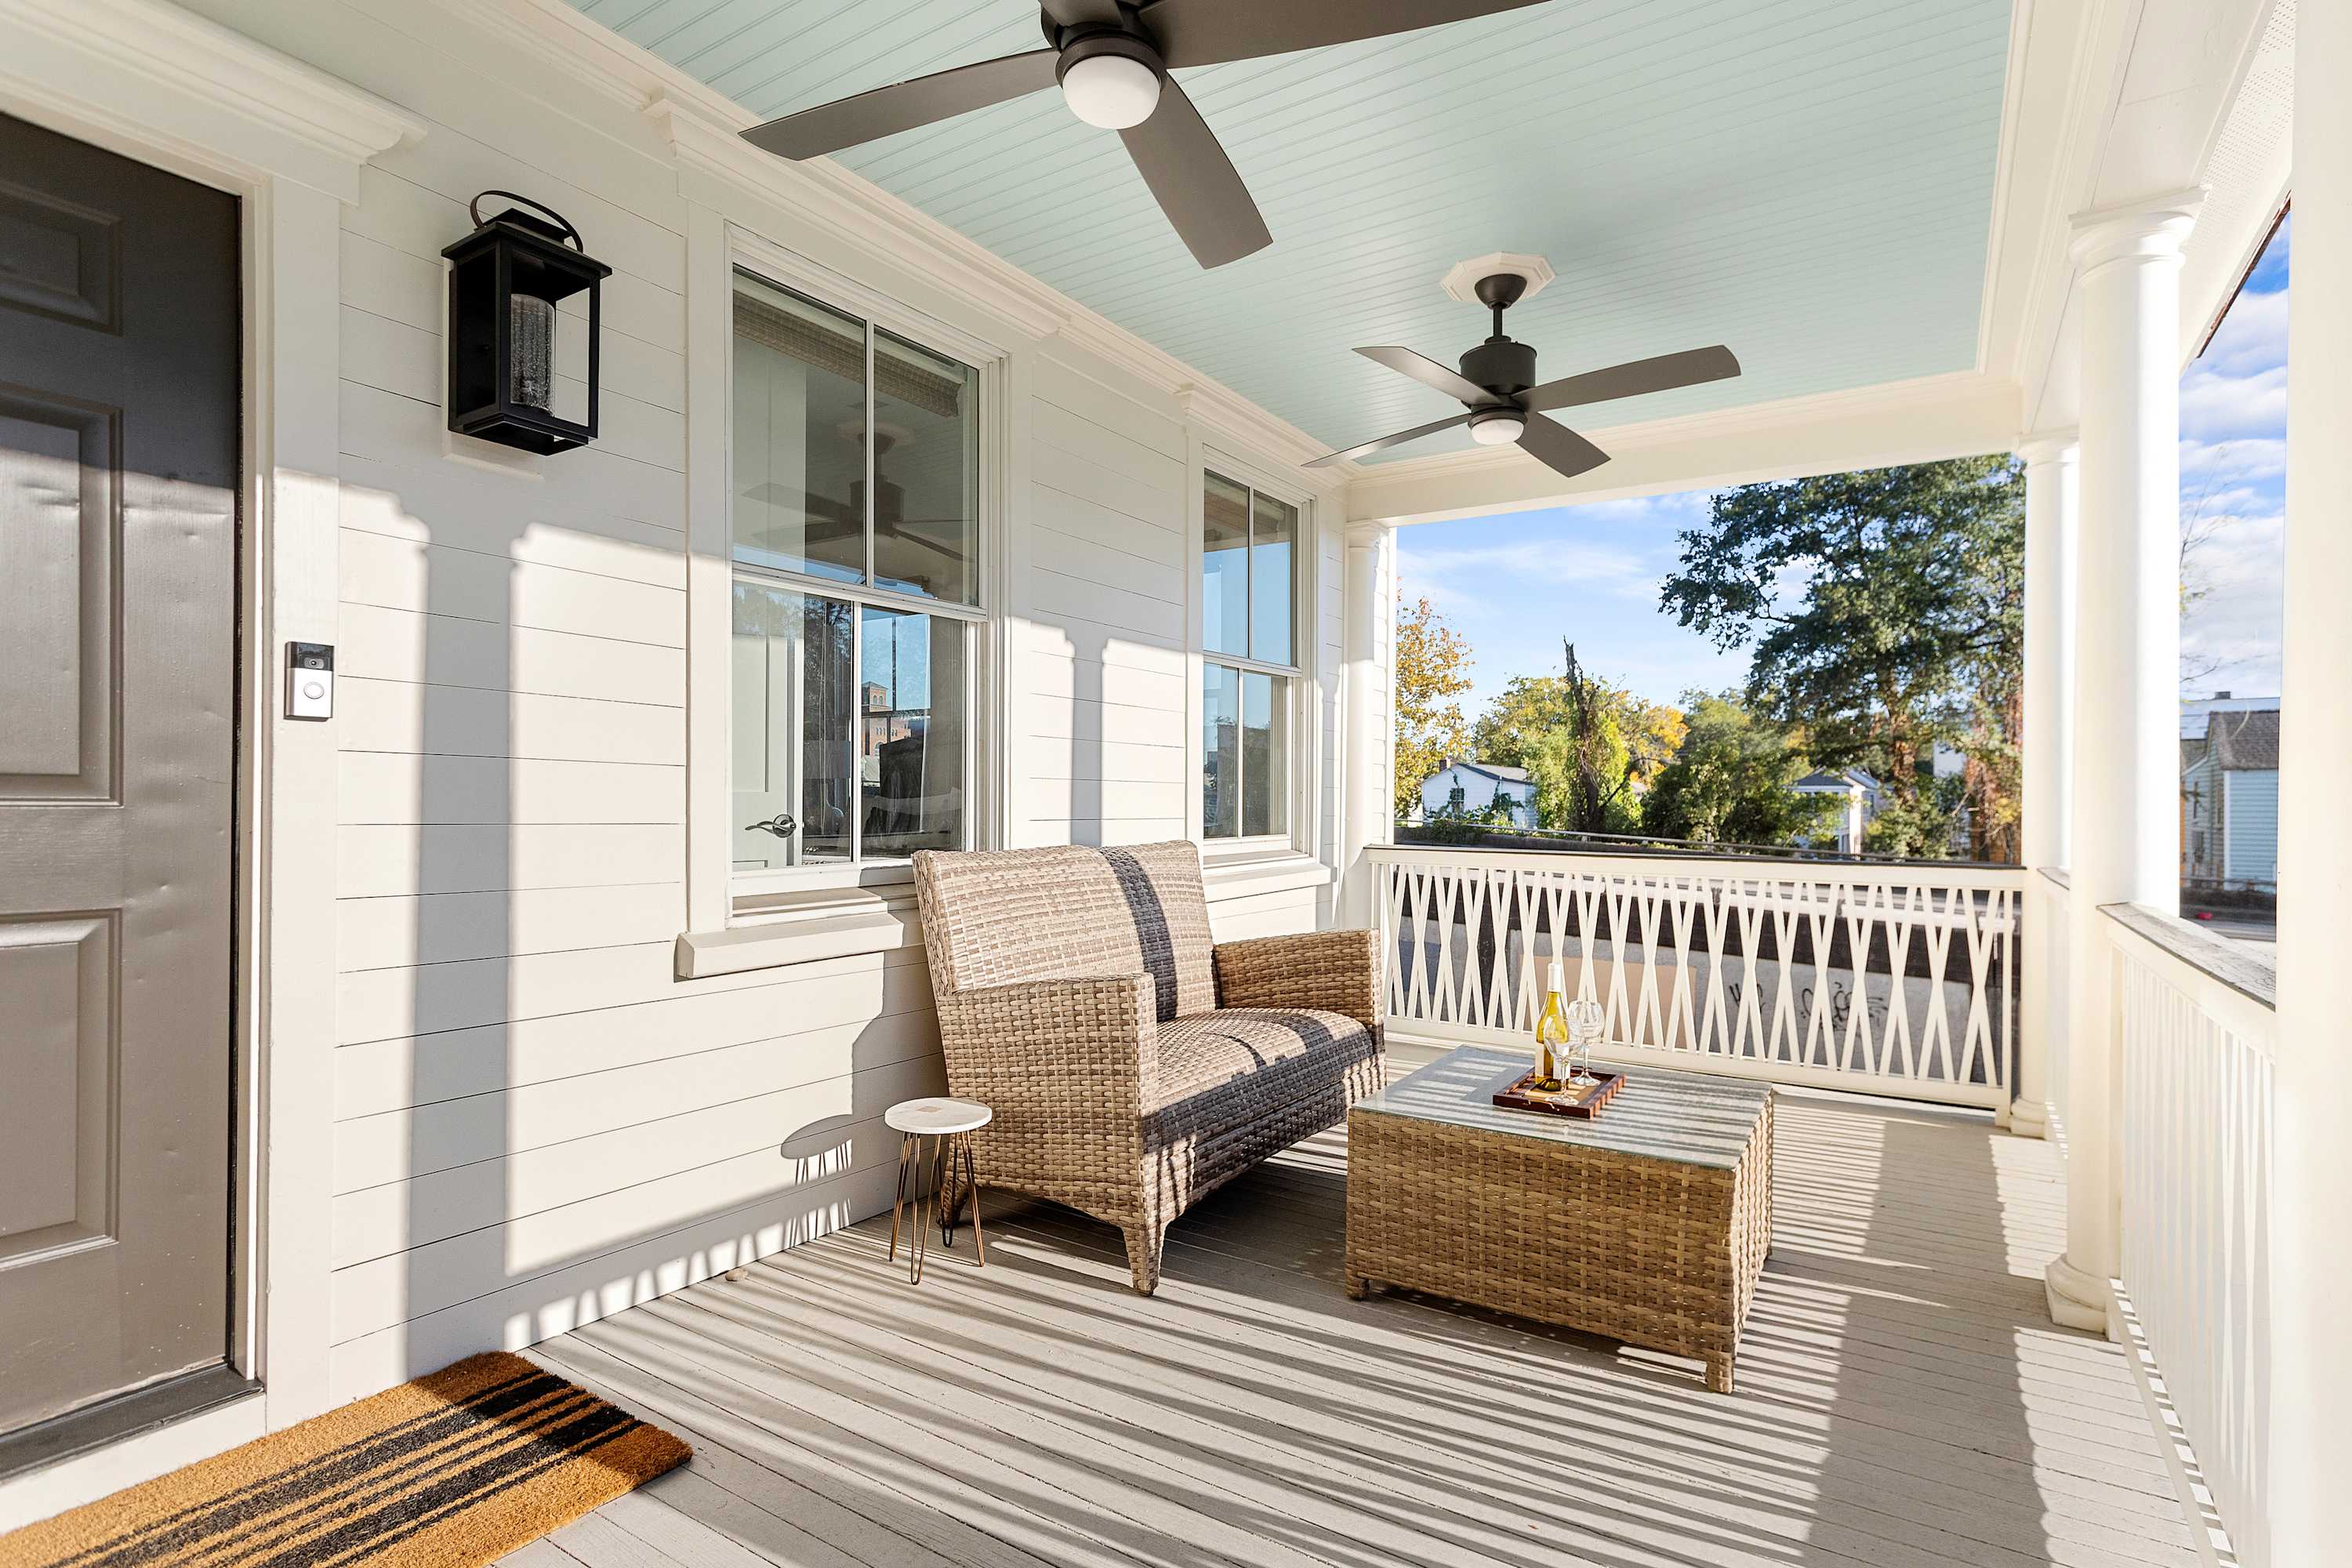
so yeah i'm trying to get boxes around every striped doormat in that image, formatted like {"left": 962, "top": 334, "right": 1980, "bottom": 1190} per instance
{"left": 0, "top": 1353, "right": 689, "bottom": 1568}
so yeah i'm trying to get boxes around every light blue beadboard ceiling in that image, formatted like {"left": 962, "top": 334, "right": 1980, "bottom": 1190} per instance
{"left": 574, "top": 0, "right": 2014, "bottom": 460}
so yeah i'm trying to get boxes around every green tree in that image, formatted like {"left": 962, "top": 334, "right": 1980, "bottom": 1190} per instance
{"left": 1639, "top": 691, "right": 1835, "bottom": 848}
{"left": 1471, "top": 647, "right": 1675, "bottom": 835}
{"left": 1393, "top": 594, "right": 1474, "bottom": 820}
{"left": 1657, "top": 456, "right": 2025, "bottom": 858}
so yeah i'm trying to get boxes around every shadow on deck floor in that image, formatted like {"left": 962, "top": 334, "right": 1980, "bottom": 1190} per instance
{"left": 516, "top": 1091, "right": 2203, "bottom": 1568}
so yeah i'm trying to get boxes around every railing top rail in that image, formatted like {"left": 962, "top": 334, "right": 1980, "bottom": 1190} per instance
{"left": 2104, "top": 901, "right": 2278, "bottom": 1024}
{"left": 1369, "top": 842, "right": 2030, "bottom": 891}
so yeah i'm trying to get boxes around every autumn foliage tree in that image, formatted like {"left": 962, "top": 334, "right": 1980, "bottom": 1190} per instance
{"left": 1393, "top": 594, "right": 1474, "bottom": 820}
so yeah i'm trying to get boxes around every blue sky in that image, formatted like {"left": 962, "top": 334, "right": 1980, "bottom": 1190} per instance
{"left": 1399, "top": 216, "right": 2291, "bottom": 720}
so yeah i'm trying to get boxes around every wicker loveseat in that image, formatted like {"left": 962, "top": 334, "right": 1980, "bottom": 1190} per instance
{"left": 910, "top": 840, "right": 1385, "bottom": 1293}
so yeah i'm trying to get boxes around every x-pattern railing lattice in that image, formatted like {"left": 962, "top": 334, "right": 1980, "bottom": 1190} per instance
{"left": 1372, "top": 847, "right": 2020, "bottom": 1109}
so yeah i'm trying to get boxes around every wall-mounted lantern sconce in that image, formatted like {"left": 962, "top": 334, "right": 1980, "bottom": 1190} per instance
{"left": 441, "top": 191, "right": 612, "bottom": 456}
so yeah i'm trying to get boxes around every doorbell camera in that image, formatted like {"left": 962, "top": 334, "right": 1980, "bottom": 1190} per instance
{"left": 287, "top": 642, "right": 334, "bottom": 720}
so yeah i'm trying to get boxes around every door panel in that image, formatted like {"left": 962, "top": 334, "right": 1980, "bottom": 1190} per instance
{"left": 0, "top": 112, "right": 239, "bottom": 1438}
{"left": 0, "top": 389, "right": 113, "bottom": 792}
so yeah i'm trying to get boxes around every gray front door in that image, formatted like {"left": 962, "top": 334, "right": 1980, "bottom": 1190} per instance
{"left": 0, "top": 113, "right": 241, "bottom": 1436}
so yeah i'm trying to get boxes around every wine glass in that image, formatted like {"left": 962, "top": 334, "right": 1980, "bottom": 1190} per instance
{"left": 1565, "top": 999, "right": 1606, "bottom": 1088}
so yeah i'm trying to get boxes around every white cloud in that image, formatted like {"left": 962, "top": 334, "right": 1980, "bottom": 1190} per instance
{"left": 2179, "top": 436, "right": 2285, "bottom": 488}
{"left": 2197, "top": 286, "right": 2286, "bottom": 379}
{"left": 2180, "top": 362, "right": 2287, "bottom": 441}
{"left": 1397, "top": 538, "right": 1659, "bottom": 618}
{"left": 2181, "top": 508, "right": 2285, "bottom": 695}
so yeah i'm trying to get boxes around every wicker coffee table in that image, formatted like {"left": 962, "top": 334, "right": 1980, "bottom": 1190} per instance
{"left": 1346, "top": 1045, "right": 1773, "bottom": 1392}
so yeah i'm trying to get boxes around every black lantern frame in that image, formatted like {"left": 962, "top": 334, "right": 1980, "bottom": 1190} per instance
{"left": 441, "top": 191, "right": 612, "bottom": 456}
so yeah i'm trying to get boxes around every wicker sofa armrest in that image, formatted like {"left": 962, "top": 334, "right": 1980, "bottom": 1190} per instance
{"left": 1213, "top": 929, "right": 1384, "bottom": 1032}
{"left": 932, "top": 974, "right": 1157, "bottom": 1119}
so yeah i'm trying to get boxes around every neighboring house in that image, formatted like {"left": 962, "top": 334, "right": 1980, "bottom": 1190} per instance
{"left": 2182, "top": 702, "right": 2281, "bottom": 890}
{"left": 1417, "top": 758, "right": 1537, "bottom": 829}
{"left": 1791, "top": 768, "right": 1882, "bottom": 854}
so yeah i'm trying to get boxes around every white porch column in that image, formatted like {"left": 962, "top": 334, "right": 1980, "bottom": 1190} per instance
{"left": 2268, "top": 2, "right": 2352, "bottom": 1553}
{"left": 1338, "top": 522, "right": 1396, "bottom": 931}
{"left": 2045, "top": 195, "right": 2197, "bottom": 1335}
{"left": 2012, "top": 433, "right": 2078, "bottom": 1141}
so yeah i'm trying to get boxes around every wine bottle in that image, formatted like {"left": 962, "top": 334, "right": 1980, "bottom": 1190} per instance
{"left": 1534, "top": 960, "right": 1570, "bottom": 1094}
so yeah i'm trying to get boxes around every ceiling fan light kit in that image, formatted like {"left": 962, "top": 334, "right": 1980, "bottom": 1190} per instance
{"left": 1308, "top": 259, "right": 1742, "bottom": 481}
{"left": 1468, "top": 409, "right": 1526, "bottom": 445}
{"left": 1054, "top": 34, "right": 1163, "bottom": 129}
{"left": 740, "top": 1, "right": 1552, "bottom": 270}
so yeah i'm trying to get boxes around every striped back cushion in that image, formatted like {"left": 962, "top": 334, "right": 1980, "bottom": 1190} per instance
{"left": 911, "top": 841, "right": 1216, "bottom": 1022}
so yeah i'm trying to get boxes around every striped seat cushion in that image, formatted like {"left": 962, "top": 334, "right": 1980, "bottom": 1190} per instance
{"left": 913, "top": 841, "right": 1216, "bottom": 1022}
{"left": 1146, "top": 1007, "right": 1381, "bottom": 1138}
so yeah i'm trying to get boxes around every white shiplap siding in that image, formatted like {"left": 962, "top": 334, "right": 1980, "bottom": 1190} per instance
{"left": 1019, "top": 358, "right": 1192, "bottom": 848}
{"left": 169, "top": 0, "right": 1345, "bottom": 1413}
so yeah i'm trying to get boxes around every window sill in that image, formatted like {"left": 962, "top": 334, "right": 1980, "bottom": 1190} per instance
{"left": 677, "top": 881, "right": 921, "bottom": 979}
{"left": 1201, "top": 846, "right": 1332, "bottom": 904}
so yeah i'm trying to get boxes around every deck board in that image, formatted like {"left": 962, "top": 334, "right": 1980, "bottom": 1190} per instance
{"left": 516, "top": 1090, "right": 2202, "bottom": 1568}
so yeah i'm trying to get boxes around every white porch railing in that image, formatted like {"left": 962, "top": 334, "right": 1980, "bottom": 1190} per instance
{"left": 2111, "top": 907, "right": 2274, "bottom": 1568}
{"left": 1370, "top": 844, "right": 2023, "bottom": 1112}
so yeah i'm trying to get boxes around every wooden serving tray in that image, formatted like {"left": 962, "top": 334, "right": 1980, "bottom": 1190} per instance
{"left": 1493, "top": 1068, "right": 1626, "bottom": 1120}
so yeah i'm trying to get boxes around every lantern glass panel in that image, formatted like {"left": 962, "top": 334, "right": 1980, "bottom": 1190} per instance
{"left": 731, "top": 272, "right": 866, "bottom": 587}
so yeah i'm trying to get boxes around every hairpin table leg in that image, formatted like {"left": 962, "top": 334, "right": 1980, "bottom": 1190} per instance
{"left": 888, "top": 1131, "right": 912, "bottom": 1264}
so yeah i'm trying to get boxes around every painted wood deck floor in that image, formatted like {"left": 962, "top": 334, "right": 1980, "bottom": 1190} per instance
{"left": 511, "top": 1090, "right": 2205, "bottom": 1568}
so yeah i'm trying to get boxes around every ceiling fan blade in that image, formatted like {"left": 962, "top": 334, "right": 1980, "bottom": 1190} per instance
{"left": 1514, "top": 412, "right": 1610, "bottom": 481}
{"left": 1139, "top": 0, "right": 1549, "bottom": 69}
{"left": 1118, "top": 76, "right": 1271, "bottom": 268}
{"left": 1520, "top": 345, "right": 1740, "bottom": 412}
{"left": 742, "top": 49, "right": 1061, "bottom": 159}
{"left": 1357, "top": 345, "right": 1491, "bottom": 406}
{"left": 1305, "top": 412, "right": 1472, "bottom": 466}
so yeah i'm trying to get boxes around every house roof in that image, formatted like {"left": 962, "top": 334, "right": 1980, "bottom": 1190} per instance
{"left": 1794, "top": 768, "right": 1875, "bottom": 793}
{"left": 2180, "top": 695, "right": 2278, "bottom": 739}
{"left": 2208, "top": 709, "right": 2279, "bottom": 770}
{"left": 1444, "top": 760, "right": 1531, "bottom": 786}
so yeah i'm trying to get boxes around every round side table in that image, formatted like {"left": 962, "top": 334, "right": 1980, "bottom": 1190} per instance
{"left": 884, "top": 1098, "right": 990, "bottom": 1284}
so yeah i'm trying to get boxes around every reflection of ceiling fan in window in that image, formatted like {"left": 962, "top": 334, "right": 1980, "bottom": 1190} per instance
{"left": 741, "top": 415, "right": 966, "bottom": 594}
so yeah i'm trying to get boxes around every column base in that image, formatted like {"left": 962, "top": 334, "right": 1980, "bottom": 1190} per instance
{"left": 2007, "top": 1098, "right": 2050, "bottom": 1139}
{"left": 2045, "top": 1251, "right": 2120, "bottom": 1339}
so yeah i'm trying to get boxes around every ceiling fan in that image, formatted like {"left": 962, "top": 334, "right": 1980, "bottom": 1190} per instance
{"left": 739, "top": 0, "right": 1553, "bottom": 270}
{"left": 1308, "top": 272, "right": 1742, "bottom": 481}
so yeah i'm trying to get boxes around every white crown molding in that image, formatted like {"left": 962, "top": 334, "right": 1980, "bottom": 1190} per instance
{"left": 642, "top": 89, "right": 1070, "bottom": 343}
{"left": 472, "top": 0, "right": 1352, "bottom": 481}
{"left": 0, "top": 0, "right": 422, "bottom": 199}
{"left": 1171, "top": 381, "right": 1348, "bottom": 482}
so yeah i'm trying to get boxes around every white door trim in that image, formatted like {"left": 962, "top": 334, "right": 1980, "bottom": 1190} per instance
{"left": 0, "top": 0, "right": 417, "bottom": 1530}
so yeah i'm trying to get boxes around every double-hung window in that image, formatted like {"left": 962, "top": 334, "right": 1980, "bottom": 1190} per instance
{"left": 729, "top": 268, "right": 986, "bottom": 881}
{"left": 1200, "top": 470, "right": 1298, "bottom": 840}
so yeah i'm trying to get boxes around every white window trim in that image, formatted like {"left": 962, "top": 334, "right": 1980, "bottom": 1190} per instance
{"left": 681, "top": 216, "right": 1014, "bottom": 956}
{"left": 1187, "top": 440, "right": 1319, "bottom": 862}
